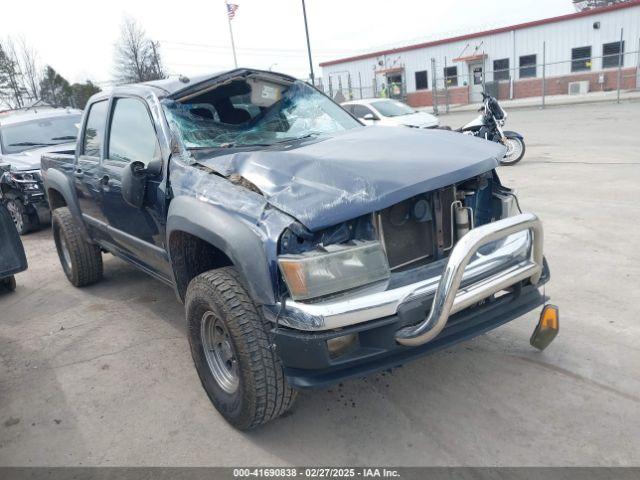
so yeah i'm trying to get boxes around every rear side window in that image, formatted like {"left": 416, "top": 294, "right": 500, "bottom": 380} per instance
{"left": 82, "top": 100, "right": 108, "bottom": 157}
{"left": 352, "top": 105, "right": 374, "bottom": 118}
{"left": 107, "top": 98, "right": 160, "bottom": 165}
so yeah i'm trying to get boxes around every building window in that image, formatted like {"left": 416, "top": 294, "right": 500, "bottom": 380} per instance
{"left": 602, "top": 41, "right": 624, "bottom": 68}
{"left": 519, "top": 55, "right": 537, "bottom": 78}
{"left": 493, "top": 58, "right": 510, "bottom": 81}
{"left": 444, "top": 66, "right": 458, "bottom": 87}
{"left": 415, "top": 70, "right": 429, "bottom": 90}
{"left": 571, "top": 46, "right": 592, "bottom": 72}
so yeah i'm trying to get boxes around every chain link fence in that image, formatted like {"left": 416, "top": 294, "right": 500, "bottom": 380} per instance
{"left": 318, "top": 37, "right": 640, "bottom": 112}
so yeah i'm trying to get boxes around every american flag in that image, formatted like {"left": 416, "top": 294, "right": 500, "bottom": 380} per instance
{"left": 226, "top": 2, "right": 239, "bottom": 20}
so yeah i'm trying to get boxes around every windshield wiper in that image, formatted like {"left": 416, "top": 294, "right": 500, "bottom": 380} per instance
{"left": 8, "top": 142, "right": 56, "bottom": 147}
{"left": 189, "top": 133, "right": 322, "bottom": 150}
{"left": 50, "top": 136, "right": 77, "bottom": 141}
{"left": 220, "top": 142, "right": 273, "bottom": 148}
{"left": 270, "top": 133, "right": 321, "bottom": 145}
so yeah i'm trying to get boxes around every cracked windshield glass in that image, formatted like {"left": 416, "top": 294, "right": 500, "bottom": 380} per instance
{"left": 163, "top": 78, "right": 360, "bottom": 149}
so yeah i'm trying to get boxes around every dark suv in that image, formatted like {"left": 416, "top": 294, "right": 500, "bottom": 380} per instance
{"left": 0, "top": 107, "right": 81, "bottom": 233}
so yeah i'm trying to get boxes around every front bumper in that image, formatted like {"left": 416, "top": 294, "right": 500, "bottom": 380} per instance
{"left": 274, "top": 266, "right": 549, "bottom": 388}
{"left": 265, "top": 212, "right": 548, "bottom": 388}
{"left": 1, "top": 170, "right": 49, "bottom": 213}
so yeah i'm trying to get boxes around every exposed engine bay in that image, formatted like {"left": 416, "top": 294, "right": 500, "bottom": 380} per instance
{"left": 278, "top": 171, "right": 520, "bottom": 293}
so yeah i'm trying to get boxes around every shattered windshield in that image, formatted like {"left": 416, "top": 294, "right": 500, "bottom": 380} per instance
{"left": 163, "top": 79, "right": 360, "bottom": 149}
{"left": 1, "top": 115, "right": 81, "bottom": 154}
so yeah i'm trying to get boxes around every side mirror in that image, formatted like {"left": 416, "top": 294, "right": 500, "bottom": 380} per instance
{"left": 121, "top": 161, "right": 147, "bottom": 209}
{"left": 362, "top": 113, "right": 377, "bottom": 121}
{"left": 146, "top": 158, "right": 163, "bottom": 177}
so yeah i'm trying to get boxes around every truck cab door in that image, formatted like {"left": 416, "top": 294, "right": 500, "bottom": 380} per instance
{"left": 100, "top": 96, "right": 172, "bottom": 280}
{"left": 74, "top": 100, "right": 110, "bottom": 240}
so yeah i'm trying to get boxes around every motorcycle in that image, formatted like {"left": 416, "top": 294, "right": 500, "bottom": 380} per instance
{"left": 457, "top": 92, "right": 526, "bottom": 166}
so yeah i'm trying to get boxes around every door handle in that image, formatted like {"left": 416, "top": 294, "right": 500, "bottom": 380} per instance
{"left": 74, "top": 169, "right": 83, "bottom": 178}
{"left": 99, "top": 175, "right": 110, "bottom": 186}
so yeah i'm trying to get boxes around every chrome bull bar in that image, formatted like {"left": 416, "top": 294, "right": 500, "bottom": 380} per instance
{"left": 395, "top": 212, "right": 543, "bottom": 346}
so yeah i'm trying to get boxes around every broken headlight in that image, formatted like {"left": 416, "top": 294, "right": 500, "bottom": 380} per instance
{"left": 10, "top": 171, "right": 41, "bottom": 189}
{"left": 278, "top": 240, "right": 390, "bottom": 301}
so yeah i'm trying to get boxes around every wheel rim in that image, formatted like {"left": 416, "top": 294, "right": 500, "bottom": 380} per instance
{"left": 201, "top": 311, "right": 239, "bottom": 394}
{"left": 503, "top": 137, "right": 523, "bottom": 163}
{"left": 6, "top": 201, "right": 23, "bottom": 232}
{"left": 59, "top": 232, "right": 73, "bottom": 274}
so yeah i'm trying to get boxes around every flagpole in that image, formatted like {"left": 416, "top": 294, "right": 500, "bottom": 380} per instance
{"left": 226, "top": 2, "right": 238, "bottom": 68}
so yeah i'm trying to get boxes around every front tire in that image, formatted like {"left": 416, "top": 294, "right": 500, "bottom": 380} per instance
{"left": 500, "top": 135, "right": 526, "bottom": 165}
{"left": 186, "top": 267, "right": 296, "bottom": 430}
{"left": 5, "top": 197, "right": 35, "bottom": 235}
{"left": 1, "top": 276, "right": 16, "bottom": 292}
{"left": 52, "top": 207, "right": 103, "bottom": 287}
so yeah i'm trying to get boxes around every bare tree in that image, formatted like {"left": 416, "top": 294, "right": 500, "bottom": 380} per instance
{"left": 113, "top": 17, "right": 166, "bottom": 84}
{"left": 16, "top": 37, "right": 41, "bottom": 101}
{"left": 573, "top": 0, "right": 631, "bottom": 11}
{"left": 0, "top": 38, "right": 28, "bottom": 109}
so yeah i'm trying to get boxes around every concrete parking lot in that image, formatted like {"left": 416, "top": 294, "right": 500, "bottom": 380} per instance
{"left": 1, "top": 100, "right": 639, "bottom": 467}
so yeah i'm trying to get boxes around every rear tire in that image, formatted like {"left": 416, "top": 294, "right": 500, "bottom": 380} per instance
{"left": 52, "top": 207, "right": 103, "bottom": 287}
{"left": 186, "top": 267, "right": 296, "bottom": 430}
{"left": 500, "top": 135, "right": 526, "bottom": 165}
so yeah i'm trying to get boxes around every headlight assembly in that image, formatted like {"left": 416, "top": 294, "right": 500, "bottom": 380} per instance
{"left": 278, "top": 241, "right": 390, "bottom": 301}
{"left": 10, "top": 171, "right": 39, "bottom": 183}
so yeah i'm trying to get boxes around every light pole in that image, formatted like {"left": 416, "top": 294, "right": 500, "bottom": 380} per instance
{"left": 301, "top": 0, "right": 315, "bottom": 85}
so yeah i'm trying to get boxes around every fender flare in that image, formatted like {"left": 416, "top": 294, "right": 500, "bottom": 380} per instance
{"left": 502, "top": 130, "right": 524, "bottom": 140}
{"left": 166, "top": 196, "right": 275, "bottom": 305}
{"left": 43, "top": 168, "right": 88, "bottom": 235}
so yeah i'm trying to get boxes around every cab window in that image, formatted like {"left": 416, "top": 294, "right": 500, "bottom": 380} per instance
{"left": 82, "top": 100, "right": 108, "bottom": 157}
{"left": 107, "top": 98, "right": 160, "bottom": 165}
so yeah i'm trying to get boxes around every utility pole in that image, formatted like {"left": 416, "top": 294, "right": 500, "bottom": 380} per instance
{"left": 301, "top": 0, "right": 315, "bottom": 85}
{"left": 542, "top": 41, "right": 546, "bottom": 109}
{"left": 616, "top": 27, "right": 623, "bottom": 104}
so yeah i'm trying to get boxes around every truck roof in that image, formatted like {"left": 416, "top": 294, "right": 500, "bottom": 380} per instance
{"left": 95, "top": 68, "right": 298, "bottom": 102}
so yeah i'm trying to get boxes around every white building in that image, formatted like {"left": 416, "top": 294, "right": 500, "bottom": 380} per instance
{"left": 320, "top": 1, "right": 640, "bottom": 106}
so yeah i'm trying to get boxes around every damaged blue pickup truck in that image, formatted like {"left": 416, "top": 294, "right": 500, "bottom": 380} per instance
{"left": 41, "top": 68, "right": 554, "bottom": 430}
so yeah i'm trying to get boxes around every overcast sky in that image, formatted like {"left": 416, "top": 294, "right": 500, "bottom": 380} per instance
{"left": 3, "top": 0, "right": 575, "bottom": 86}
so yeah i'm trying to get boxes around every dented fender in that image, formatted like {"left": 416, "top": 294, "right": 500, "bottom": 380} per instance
{"left": 166, "top": 195, "right": 278, "bottom": 306}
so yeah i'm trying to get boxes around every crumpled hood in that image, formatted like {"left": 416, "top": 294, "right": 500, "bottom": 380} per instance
{"left": 1, "top": 143, "right": 75, "bottom": 172}
{"left": 196, "top": 126, "right": 504, "bottom": 231}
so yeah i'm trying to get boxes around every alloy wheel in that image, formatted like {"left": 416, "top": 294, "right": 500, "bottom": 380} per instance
{"left": 6, "top": 200, "right": 23, "bottom": 233}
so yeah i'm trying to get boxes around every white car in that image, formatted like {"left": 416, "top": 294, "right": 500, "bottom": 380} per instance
{"left": 342, "top": 98, "right": 439, "bottom": 129}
